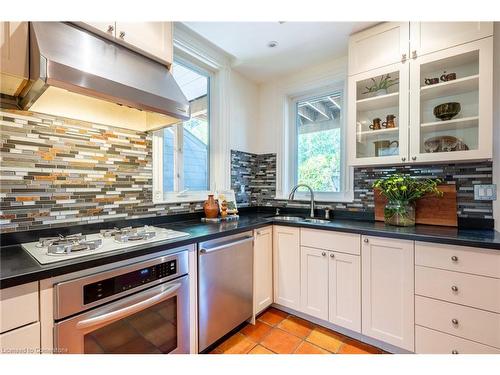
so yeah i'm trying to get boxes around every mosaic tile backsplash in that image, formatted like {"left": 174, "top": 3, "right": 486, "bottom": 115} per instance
{"left": 231, "top": 150, "right": 494, "bottom": 221}
{"left": 0, "top": 110, "right": 205, "bottom": 233}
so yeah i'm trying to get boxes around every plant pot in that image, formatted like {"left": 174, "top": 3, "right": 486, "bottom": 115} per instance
{"left": 384, "top": 200, "right": 416, "bottom": 227}
{"left": 203, "top": 194, "right": 219, "bottom": 218}
{"left": 375, "top": 88, "right": 388, "bottom": 97}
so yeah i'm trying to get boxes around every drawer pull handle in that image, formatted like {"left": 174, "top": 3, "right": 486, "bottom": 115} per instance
{"left": 363, "top": 238, "right": 369, "bottom": 243}
{"left": 330, "top": 253, "right": 335, "bottom": 258}
{"left": 451, "top": 350, "right": 459, "bottom": 354}
{"left": 451, "top": 318, "right": 459, "bottom": 325}
{"left": 451, "top": 256, "right": 458, "bottom": 262}
{"left": 451, "top": 285, "right": 458, "bottom": 292}
{"left": 322, "top": 252, "right": 326, "bottom": 256}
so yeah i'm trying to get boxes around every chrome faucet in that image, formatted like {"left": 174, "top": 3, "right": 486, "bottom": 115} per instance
{"left": 288, "top": 184, "right": 315, "bottom": 218}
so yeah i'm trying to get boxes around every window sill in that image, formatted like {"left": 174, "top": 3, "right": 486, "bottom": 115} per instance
{"left": 274, "top": 192, "right": 354, "bottom": 203}
{"left": 153, "top": 192, "right": 210, "bottom": 204}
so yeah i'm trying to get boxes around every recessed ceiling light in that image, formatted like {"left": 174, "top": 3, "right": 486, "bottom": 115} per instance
{"left": 267, "top": 41, "right": 279, "bottom": 48}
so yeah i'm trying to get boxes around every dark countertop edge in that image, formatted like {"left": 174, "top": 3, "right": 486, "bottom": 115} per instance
{"left": 2, "top": 214, "right": 500, "bottom": 289}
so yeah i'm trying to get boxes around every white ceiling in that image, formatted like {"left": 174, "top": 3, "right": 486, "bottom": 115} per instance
{"left": 183, "top": 22, "right": 378, "bottom": 83}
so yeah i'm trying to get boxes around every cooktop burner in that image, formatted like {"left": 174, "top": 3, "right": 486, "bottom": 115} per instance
{"left": 22, "top": 226, "right": 190, "bottom": 264}
{"left": 100, "top": 226, "right": 157, "bottom": 242}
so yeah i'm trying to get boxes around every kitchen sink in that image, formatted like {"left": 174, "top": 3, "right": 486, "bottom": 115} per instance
{"left": 273, "top": 215, "right": 305, "bottom": 221}
{"left": 303, "top": 218, "right": 331, "bottom": 224}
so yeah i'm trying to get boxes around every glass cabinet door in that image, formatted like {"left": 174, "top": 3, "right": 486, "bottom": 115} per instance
{"left": 409, "top": 37, "right": 493, "bottom": 163}
{"left": 348, "top": 62, "right": 409, "bottom": 166}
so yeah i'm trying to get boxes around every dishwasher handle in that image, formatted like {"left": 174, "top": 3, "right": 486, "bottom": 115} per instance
{"left": 199, "top": 236, "right": 253, "bottom": 254}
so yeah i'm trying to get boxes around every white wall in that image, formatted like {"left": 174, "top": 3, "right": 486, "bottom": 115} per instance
{"left": 493, "top": 22, "right": 500, "bottom": 231}
{"left": 229, "top": 70, "right": 260, "bottom": 153}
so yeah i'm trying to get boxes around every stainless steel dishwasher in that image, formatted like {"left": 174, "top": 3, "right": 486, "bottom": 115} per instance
{"left": 198, "top": 231, "right": 254, "bottom": 352}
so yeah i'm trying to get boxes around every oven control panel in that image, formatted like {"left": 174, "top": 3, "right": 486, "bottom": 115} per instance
{"left": 83, "top": 260, "right": 177, "bottom": 305}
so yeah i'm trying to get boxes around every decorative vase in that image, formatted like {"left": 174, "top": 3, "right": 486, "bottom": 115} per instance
{"left": 203, "top": 194, "right": 219, "bottom": 218}
{"left": 384, "top": 200, "right": 416, "bottom": 227}
{"left": 375, "top": 88, "right": 388, "bottom": 97}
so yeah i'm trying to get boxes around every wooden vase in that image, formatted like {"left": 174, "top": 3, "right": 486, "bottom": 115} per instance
{"left": 203, "top": 195, "right": 219, "bottom": 218}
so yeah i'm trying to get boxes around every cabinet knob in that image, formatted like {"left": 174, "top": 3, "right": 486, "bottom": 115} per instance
{"left": 401, "top": 53, "right": 407, "bottom": 63}
{"left": 119, "top": 31, "right": 126, "bottom": 39}
{"left": 363, "top": 238, "right": 369, "bottom": 243}
{"left": 402, "top": 157, "right": 406, "bottom": 162}
{"left": 412, "top": 156, "right": 417, "bottom": 161}
{"left": 107, "top": 25, "right": 114, "bottom": 33}
{"left": 451, "top": 350, "right": 459, "bottom": 354}
{"left": 451, "top": 285, "right": 459, "bottom": 292}
{"left": 412, "top": 50, "right": 417, "bottom": 59}
{"left": 451, "top": 318, "right": 459, "bottom": 325}
{"left": 451, "top": 255, "right": 458, "bottom": 262}
{"left": 330, "top": 253, "right": 335, "bottom": 258}
{"left": 322, "top": 252, "right": 326, "bottom": 256}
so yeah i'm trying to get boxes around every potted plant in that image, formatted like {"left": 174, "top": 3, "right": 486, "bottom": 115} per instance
{"left": 363, "top": 74, "right": 399, "bottom": 97}
{"left": 373, "top": 174, "right": 443, "bottom": 227}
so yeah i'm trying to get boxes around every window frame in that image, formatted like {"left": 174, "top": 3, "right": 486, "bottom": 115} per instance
{"left": 153, "top": 56, "right": 214, "bottom": 203}
{"left": 285, "top": 81, "right": 353, "bottom": 202}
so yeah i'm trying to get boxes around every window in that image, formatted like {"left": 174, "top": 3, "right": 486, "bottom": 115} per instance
{"left": 288, "top": 87, "right": 352, "bottom": 201}
{"left": 154, "top": 59, "right": 211, "bottom": 201}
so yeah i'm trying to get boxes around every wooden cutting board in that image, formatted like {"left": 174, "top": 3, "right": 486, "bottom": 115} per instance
{"left": 374, "top": 184, "right": 458, "bottom": 227}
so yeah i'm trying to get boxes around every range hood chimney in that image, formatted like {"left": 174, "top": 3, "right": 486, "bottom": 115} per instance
{"left": 20, "top": 22, "right": 190, "bottom": 131}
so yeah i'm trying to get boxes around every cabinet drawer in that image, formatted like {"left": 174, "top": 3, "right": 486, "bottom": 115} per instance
{"left": 416, "top": 266, "right": 500, "bottom": 313}
{"left": 0, "top": 282, "right": 39, "bottom": 334}
{"left": 416, "top": 325, "right": 500, "bottom": 354}
{"left": 0, "top": 322, "right": 40, "bottom": 354}
{"left": 416, "top": 242, "right": 500, "bottom": 278}
{"left": 416, "top": 295, "right": 500, "bottom": 348}
{"left": 301, "top": 229, "right": 360, "bottom": 255}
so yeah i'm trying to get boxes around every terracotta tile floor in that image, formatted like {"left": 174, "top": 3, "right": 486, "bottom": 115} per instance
{"left": 210, "top": 307, "right": 387, "bottom": 354}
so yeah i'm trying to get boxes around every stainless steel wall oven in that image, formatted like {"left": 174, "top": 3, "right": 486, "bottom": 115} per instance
{"left": 53, "top": 249, "right": 190, "bottom": 354}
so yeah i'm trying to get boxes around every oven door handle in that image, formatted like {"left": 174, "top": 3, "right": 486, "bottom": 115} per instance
{"left": 75, "top": 282, "right": 181, "bottom": 330}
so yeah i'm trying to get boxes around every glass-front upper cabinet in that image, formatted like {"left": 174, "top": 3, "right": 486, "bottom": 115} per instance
{"left": 409, "top": 38, "right": 493, "bottom": 163}
{"left": 348, "top": 62, "right": 409, "bottom": 166}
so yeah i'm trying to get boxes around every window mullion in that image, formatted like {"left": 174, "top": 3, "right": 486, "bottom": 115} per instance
{"left": 174, "top": 124, "right": 184, "bottom": 192}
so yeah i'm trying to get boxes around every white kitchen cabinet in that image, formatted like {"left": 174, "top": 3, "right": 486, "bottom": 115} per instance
{"left": 300, "top": 246, "right": 329, "bottom": 320}
{"left": 253, "top": 226, "right": 273, "bottom": 315}
{"left": 409, "top": 37, "right": 493, "bottom": 163}
{"left": 329, "top": 251, "right": 361, "bottom": 332}
{"left": 361, "top": 235, "right": 415, "bottom": 351}
{"left": 78, "top": 21, "right": 173, "bottom": 66}
{"left": 348, "top": 22, "right": 494, "bottom": 167}
{"left": 0, "top": 21, "right": 29, "bottom": 96}
{"left": 273, "top": 226, "right": 301, "bottom": 310}
{"left": 115, "top": 22, "right": 173, "bottom": 66}
{"left": 348, "top": 62, "right": 410, "bottom": 166}
{"left": 348, "top": 22, "right": 409, "bottom": 76}
{"left": 410, "top": 22, "right": 493, "bottom": 58}
{"left": 1, "top": 282, "right": 39, "bottom": 334}
{"left": 0, "top": 322, "right": 40, "bottom": 354}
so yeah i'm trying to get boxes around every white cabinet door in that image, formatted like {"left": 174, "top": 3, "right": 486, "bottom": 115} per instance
{"left": 1, "top": 282, "right": 39, "bottom": 334}
{"left": 329, "top": 252, "right": 361, "bottom": 332}
{"left": 361, "top": 235, "right": 415, "bottom": 351}
{"left": 253, "top": 226, "right": 273, "bottom": 315}
{"left": 115, "top": 22, "right": 173, "bottom": 65}
{"left": 0, "top": 21, "right": 29, "bottom": 96}
{"left": 410, "top": 22, "right": 493, "bottom": 57}
{"left": 0, "top": 322, "right": 40, "bottom": 354}
{"left": 349, "top": 22, "right": 409, "bottom": 76}
{"left": 78, "top": 22, "right": 116, "bottom": 37}
{"left": 409, "top": 37, "right": 493, "bottom": 163}
{"left": 348, "top": 62, "right": 410, "bottom": 167}
{"left": 300, "top": 246, "right": 329, "bottom": 320}
{"left": 273, "top": 226, "right": 301, "bottom": 310}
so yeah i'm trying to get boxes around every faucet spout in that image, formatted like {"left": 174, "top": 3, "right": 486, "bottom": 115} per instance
{"left": 288, "top": 184, "right": 315, "bottom": 218}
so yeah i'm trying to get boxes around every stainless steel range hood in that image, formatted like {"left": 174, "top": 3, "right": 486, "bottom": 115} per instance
{"left": 20, "top": 22, "right": 190, "bottom": 131}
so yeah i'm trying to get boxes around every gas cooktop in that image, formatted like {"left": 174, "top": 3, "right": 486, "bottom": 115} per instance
{"left": 21, "top": 225, "right": 190, "bottom": 265}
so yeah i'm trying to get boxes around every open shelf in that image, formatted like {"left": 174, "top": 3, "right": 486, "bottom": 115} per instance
{"left": 357, "top": 127, "right": 399, "bottom": 138}
{"left": 420, "top": 116, "right": 479, "bottom": 133}
{"left": 420, "top": 75, "right": 479, "bottom": 100}
{"left": 356, "top": 92, "right": 399, "bottom": 112}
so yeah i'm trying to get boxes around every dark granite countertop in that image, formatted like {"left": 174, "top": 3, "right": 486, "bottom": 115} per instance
{"left": 2, "top": 212, "right": 500, "bottom": 289}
